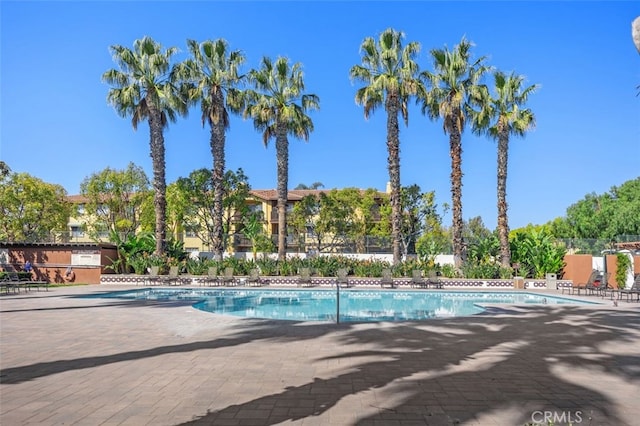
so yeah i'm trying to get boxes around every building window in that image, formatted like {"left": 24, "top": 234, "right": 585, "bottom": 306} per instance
{"left": 249, "top": 204, "right": 263, "bottom": 214}
{"left": 70, "top": 226, "right": 84, "bottom": 238}
{"left": 306, "top": 226, "right": 316, "bottom": 238}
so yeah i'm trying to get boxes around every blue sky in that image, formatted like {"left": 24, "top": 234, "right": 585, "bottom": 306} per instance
{"left": 1, "top": 1, "right": 639, "bottom": 231}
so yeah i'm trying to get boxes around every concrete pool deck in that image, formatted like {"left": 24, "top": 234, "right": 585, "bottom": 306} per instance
{"left": 1, "top": 285, "right": 639, "bottom": 425}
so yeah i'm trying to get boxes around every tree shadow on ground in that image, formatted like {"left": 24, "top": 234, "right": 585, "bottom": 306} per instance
{"left": 2, "top": 292, "right": 639, "bottom": 425}
{"left": 0, "top": 309, "right": 343, "bottom": 384}
{"left": 176, "top": 306, "right": 640, "bottom": 425}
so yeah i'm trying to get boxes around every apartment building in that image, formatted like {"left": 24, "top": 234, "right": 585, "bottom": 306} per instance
{"left": 66, "top": 188, "right": 389, "bottom": 255}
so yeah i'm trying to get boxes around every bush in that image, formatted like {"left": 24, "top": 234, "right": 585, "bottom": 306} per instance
{"left": 615, "top": 252, "right": 632, "bottom": 289}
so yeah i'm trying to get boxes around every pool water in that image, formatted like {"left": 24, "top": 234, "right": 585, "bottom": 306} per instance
{"left": 90, "top": 288, "right": 596, "bottom": 322}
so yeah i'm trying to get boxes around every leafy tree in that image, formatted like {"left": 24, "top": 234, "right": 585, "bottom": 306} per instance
{"left": 174, "top": 168, "right": 251, "bottom": 253}
{"left": 240, "top": 210, "right": 274, "bottom": 260}
{"left": 398, "top": 185, "right": 440, "bottom": 258}
{"left": 420, "top": 37, "right": 490, "bottom": 269}
{"left": 290, "top": 193, "right": 322, "bottom": 253}
{"left": 222, "top": 169, "right": 252, "bottom": 251}
{"left": 552, "top": 178, "right": 640, "bottom": 241}
{"left": 0, "top": 161, "right": 9, "bottom": 179}
{"left": 243, "top": 56, "right": 320, "bottom": 260}
{"left": 415, "top": 195, "right": 450, "bottom": 265}
{"left": 179, "top": 39, "right": 246, "bottom": 260}
{"left": 334, "top": 188, "right": 382, "bottom": 253}
{"left": 462, "top": 216, "right": 492, "bottom": 245}
{"left": 289, "top": 189, "right": 353, "bottom": 253}
{"left": 0, "top": 172, "right": 71, "bottom": 242}
{"left": 350, "top": 28, "right": 424, "bottom": 265}
{"left": 290, "top": 188, "right": 388, "bottom": 254}
{"left": 164, "top": 181, "right": 191, "bottom": 242}
{"left": 510, "top": 225, "right": 566, "bottom": 278}
{"left": 470, "top": 71, "right": 538, "bottom": 268}
{"left": 102, "top": 36, "right": 188, "bottom": 256}
{"left": 79, "top": 162, "right": 150, "bottom": 241}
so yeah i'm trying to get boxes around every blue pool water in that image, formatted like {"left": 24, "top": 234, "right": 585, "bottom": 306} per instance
{"left": 89, "top": 288, "right": 596, "bottom": 322}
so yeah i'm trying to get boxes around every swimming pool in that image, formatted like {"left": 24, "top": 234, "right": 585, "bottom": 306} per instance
{"left": 90, "top": 288, "right": 597, "bottom": 322}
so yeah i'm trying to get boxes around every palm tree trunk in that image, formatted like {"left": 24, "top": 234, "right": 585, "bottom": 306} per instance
{"left": 148, "top": 108, "right": 167, "bottom": 256}
{"left": 496, "top": 129, "right": 511, "bottom": 268}
{"left": 275, "top": 121, "right": 289, "bottom": 261}
{"left": 210, "top": 92, "right": 226, "bottom": 260}
{"left": 386, "top": 93, "right": 402, "bottom": 265}
{"left": 449, "top": 120, "right": 464, "bottom": 269}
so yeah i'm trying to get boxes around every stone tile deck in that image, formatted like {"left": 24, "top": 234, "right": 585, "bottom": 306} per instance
{"left": 1, "top": 285, "right": 639, "bottom": 425}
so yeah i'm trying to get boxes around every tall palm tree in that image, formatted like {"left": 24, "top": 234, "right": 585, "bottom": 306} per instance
{"left": 349, "top": 28, "right": 424, "bottom": 265}
{"left": 470, "top": 71, "right": 538, "bottom": 268}
{"left": 243, "top": 56, "right": 320, "bottom": 260}
{"left": 179, "top": 39, "right": 245, "bottom": 260}
{"left": 420, "top": 37, "right": 490, "bottom": 269}
{"left": 103, "top": 36, "right": 187, "bottom": 256}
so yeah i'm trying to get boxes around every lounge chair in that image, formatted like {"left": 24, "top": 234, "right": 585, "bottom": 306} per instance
{"left": 335, "top": 268, "right": 352, "bottom": 288}
{"left": 147, "top": 266, "right": 161, "bottom": 286}
{"left": 379, "top": 268, "right": 397, "bottom": 289}
{"left": 567, "top": 270, "right": 599, "bottom": 295}
{"left": 427, "top": 270, "right": 444, "bottom": 289}
{"left": 297, "top": 268, "right": 314, "bottom": 287}
{"left": 586, "top": 272, "right": 609, "bottom": 296}
{"left": 1, "top": 273, "right": 20, "bottom": 294}
{"left": 220, "top": 267, "right": 236, "bottom": 286}
{"left": 199, "top": 267, "right": 219, "bottom": 287}
{"left": 159, "top": 266, "right": 181, "bottom": 286}
{"left": 7, "top": 271, "right": 47, "bottom": 292}
{"left": 410, "top": 270, "right": 428, "bottom": 288}
{"left": 600, "top": 273, "right": 619, "bottom": 299}
{"left": 619, "top": 274, "right": 640, "bottom": 302}
{"left": 246, "top": 268, "right": 267, "bottom": 287}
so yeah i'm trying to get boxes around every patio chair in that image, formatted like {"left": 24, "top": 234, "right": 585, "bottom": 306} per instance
{"left": 297, "top": 268, "right": 314, "bottom": 287}
{"left": 600, "top": 273, "right": 620, "bottom": 299}
{"left": 20, "top": 270, "right": 48, "bottom": 291}
{"left": 379, "top": 268, "right": 397, "bottom": 289}
{"left": 199, "top": 267, "right": 220, "bottom": 287}
{"left": 335, "top": 268, "right": 352, "bottom": 288}
{"left": 7, "top": 271, "right": 46, "bottom": 292}
{"left": 147, "top": 266, "right": 161, "bottom": 286}
{"left": 1, "top": 273, "right": 19, "bottom": 294}
{"left": 246, "top": 268, "right": 267, "bottom": 287}
{"left": 586, "top": 272, "right": 609, "bottom": 296}
{"left": 619, "top": 274, "right": 640, "bottom": 302}
{"left": 159, "top": 266, "right": 181, "bottom": 286}
{"left": 427, "top": 270, "right": 444, "bottom": 289}
{"left": 220, "top": 267, "right": 236, "bottom": 286}
{"left": 410, "top": 270, "right": 428, "bottom": 289}
{"left": 568, "top": 270, "right": 599, "bottom": 295}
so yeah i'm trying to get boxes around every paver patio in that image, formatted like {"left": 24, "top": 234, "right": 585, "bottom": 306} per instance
{"left": 1, "top": 285, "right": 639, "bottom": 425}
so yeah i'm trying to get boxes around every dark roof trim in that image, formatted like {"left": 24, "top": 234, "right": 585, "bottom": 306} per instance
{"left": 0, "top": 242, "right": 117, "bottom": 249}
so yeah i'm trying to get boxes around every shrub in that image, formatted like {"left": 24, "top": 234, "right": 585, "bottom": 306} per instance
{"left": 615, "top": 252, "right": 632, "bottom": 289}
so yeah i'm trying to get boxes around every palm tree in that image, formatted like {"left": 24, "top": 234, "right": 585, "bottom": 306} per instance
{"left": 243, "top": 56, "right": 320, "bottom": 260}
{"left": 179, "top": 39, "right": 245, "bottom": 260}
{"left": 103, "top": 36, "right": 187, "bottom": 256}
{"left": 420, "top": 37, "right": 490, "bottom": 269}
{"left": 349, "top": 28, "right": 424, "bottom": 265}
{"left": 470, "top": 71, "right": 538, "bottom": 268}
